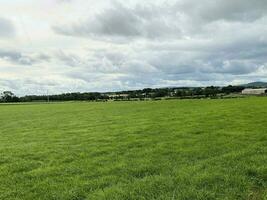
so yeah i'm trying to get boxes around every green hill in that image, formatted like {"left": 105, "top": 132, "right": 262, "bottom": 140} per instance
{"left": 241, "top": 81, "right": 267, "bottom": 88}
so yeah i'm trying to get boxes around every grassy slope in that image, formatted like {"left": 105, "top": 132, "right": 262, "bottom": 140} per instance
{"left": 0, "top": 98, "right": 266, "bottom": 200}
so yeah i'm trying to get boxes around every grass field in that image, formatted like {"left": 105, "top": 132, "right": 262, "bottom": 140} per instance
{"left": 0, "top": 98, "right": 266, "bottom": 200}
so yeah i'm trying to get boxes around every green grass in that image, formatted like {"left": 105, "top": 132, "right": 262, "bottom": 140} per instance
{"left": 0, "top": 98, "right": 266, "bottom": 200}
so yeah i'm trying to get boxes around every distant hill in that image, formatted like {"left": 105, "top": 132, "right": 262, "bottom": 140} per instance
{"left": 241, "top": 82, "right": 267, "bottom": 88}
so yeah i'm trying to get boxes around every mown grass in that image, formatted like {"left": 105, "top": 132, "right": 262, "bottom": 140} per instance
{"left": 0, "top": 98, "right": 266, "bottom": 200}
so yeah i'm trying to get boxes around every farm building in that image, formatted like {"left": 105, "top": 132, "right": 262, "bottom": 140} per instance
{"left": 241, "top": 88, "right": 267, "bottom": 95}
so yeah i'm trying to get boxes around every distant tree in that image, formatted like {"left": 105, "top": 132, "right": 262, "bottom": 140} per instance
{"left": 204, "top": 86, "right": 220, "bottom": 97}
{"left": 0, "top": 91, "right": 19, "bottom": 102}
{"left": 222, "top": 85, "right": 245, "bottom": 94}
{"left": 174, "top": 89, "right": 183, "bottom": 97}
{"left": 142, "top": 88, "right": 152, "bottom": 94}
{"left": 192, "top": 88, "right": 204, "bottom": 96}
{"left": 152, "top": 89, "right": 167, "bottom": 98}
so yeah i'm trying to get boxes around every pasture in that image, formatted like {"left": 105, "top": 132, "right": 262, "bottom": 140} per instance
{"left": 0, "top": 98, "right": 266, "bottom": 200}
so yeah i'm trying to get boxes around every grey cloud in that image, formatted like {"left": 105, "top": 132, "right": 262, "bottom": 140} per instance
{"left": 177, "top": 0, "right": 267, "bottom": 22}
{"left": 52, "top": 0, "right": 267, "bottom": 41}
{"left": 0, "top": 50, "right": 32, "bottom": 65}
{"left": 0, "top": 50, "right": 51, "bottom": 65}
{"left": 3, "top": 1, "right": 267, "bottom": 95}
{"left": 53, "top": 4, "right": 140, "bottom": 37}
{"left": 0, "top": 17, "right": 15, "bottom": 38}
{"left": 37, "top": 54, "right": 52, "bottom": 62}
{"left": 52, "top": 2, "right": 180, "bottom": 39}
{"left": 0, "top": 79, "right": 19, "bottom": 91}
{"left": 54, "top": 35, "right": 267, "bottom": 82}
{"left": 55, "top": 51, "right": 82, "bottom": 67}
{"left": 217, "top": 60, "right": 258, "bottom": 75}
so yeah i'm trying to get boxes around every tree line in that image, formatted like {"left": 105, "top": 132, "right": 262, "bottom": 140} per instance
{"left": 0, "top": 85, "right": 246, "bottom": 103}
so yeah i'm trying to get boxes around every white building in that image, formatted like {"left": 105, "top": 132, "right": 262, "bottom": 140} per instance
{"left": 242, "top": 88, "right": 267, "bottom": 95}
{"left": 108, "top": 93, "right": 129, "bottom": 99}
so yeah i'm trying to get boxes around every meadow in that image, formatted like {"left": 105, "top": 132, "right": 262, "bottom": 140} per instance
{"left": 0, "top": 98, "right": 266, "bottom": 200}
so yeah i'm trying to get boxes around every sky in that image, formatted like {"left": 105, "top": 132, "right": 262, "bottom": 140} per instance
{"left": 0, "top": 0, "right": 267, "bottom": 96}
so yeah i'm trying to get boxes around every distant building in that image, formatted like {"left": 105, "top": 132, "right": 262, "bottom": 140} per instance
{"left": 242, "top": 88, "right": 267, "bottom": 95}
{"left": 108, "top": 93, "right": 129, "bottom": 99}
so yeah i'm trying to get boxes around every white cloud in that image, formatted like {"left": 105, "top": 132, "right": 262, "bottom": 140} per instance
{"left": 0, "top": 0, "right": 267, "bottom": 95}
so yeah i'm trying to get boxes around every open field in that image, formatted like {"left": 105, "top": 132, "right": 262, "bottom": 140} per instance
{"left": 0, "top": 98, "right": 266, "bottom": 200}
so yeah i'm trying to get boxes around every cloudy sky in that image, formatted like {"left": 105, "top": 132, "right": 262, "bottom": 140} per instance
{"left": 0, "top": 0, "right": 267, "bottom": 96}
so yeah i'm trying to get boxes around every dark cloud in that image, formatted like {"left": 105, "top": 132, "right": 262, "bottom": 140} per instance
{"left": 0, "top": 17, "right": 15, "bottom": 38}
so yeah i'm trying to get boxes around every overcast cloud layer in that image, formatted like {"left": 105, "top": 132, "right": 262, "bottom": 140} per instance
{"left": 0, "top": 0, "right": 267, "bottom": 96}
